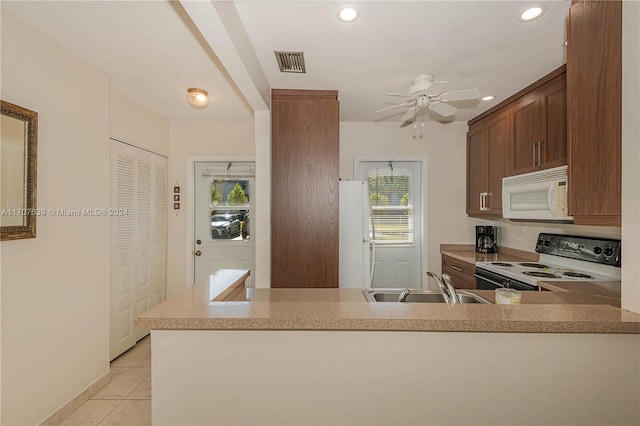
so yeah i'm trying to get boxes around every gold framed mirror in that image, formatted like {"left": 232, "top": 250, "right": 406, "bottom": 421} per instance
{"left": 1, "top": 100, "right": 38, "bottom": 240}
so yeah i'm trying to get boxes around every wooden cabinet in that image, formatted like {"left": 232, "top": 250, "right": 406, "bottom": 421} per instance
{"left": 466, "top": 111, "right": 511, "bottom": 215}
{"left": 467, "top": 66, "right": 567, "bottom": 218}
{"left": 271, "top": 89, "right": 340, "bottom": 288}
{"left": 566, "top": 0, "right": 622, "bottom": 226}
{"left": 512, "top": 72, "right": 567, "bottom": 175}
{"left": 441, "top": 255, "right": 475, "bottom": 289}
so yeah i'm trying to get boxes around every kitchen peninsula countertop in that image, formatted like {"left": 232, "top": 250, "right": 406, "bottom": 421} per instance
{"left": 136, "top": 269, "right": 640, "bottom": 334}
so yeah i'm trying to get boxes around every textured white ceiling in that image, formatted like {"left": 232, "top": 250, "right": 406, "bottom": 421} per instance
{"left": 2, "top": 0, "right": 254, "bottom": 122}
{"left": 2, "top": 1, "right": 571, "bottom": 123}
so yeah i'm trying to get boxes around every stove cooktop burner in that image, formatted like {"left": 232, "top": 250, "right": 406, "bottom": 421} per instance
{"left": 519, "top": 263, "right": 550, "bottom": 269}
{"left": 523, "top": 271, "right": 561, "bottom": 278}
{"left": 563, "top": 272, "right": 593, "bottom": 279}
{"left": 491, "top": 262, "right": 514, "bottom": 267}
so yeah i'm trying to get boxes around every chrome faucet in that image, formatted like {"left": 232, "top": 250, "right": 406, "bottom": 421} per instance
{"left": 426, "top": 272, "right": 459, "bottom": 304}
{"left": 397, "top": 288, "right": 411, "bottom": 302}
{"left": 441, "top": 274, "right": 460, "bottom": 304}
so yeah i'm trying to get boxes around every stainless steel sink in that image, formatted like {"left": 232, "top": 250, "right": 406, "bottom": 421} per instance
{"left": 363, "top": 288, "right": 493, "bottom": 304}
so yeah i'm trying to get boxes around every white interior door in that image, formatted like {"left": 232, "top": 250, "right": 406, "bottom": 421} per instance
{"left": 193, "top": 161, "right": 255, "bottom": 286}
{"left": 110, "top": 140, "right": 167, "bottom": 360}
{"left": 357, "top": 160, "right": 423, "bottom": 289}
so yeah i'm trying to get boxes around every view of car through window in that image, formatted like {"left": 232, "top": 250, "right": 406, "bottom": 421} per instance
{"left": 210, "top": 178, "right": 250, "bottom": 241}
{"left": 211, "top": 213, "right": 241, "bottom": 239}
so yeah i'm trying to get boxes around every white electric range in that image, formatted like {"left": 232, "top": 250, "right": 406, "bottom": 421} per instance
{"left": 475, "top": 233, "right": 621, "bottom": 291}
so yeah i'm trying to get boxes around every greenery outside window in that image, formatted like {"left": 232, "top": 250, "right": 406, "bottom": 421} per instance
{"left": 201, "top": 162, "right": 254, "bottom": 241}
{"left": 366, "top": 166, "right": 414, "bottom": 245}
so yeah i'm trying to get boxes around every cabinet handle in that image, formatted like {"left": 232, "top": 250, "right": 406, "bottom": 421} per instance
{"left": 451, "top": 265, "right": 464, "bottom": 272}
{"left": 533, "top": 142, "right": 537, "bottom": 167}
{"left": 537, "top": 140, "right": 543, "bottom": 165}
{"left": 480, "top": 192, "right": 489, "bottom": 211}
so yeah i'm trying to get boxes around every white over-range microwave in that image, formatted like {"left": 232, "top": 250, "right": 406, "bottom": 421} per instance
{"left": 502, "top": 165, "right": 573, "bottom": 222}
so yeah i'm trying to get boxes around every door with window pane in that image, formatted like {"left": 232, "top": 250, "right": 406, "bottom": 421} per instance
{"left": 193, "top": 162, "right": 255, "bottom": 286}
{"left": 357, "top": 161, "right": 423, "bottom": 288}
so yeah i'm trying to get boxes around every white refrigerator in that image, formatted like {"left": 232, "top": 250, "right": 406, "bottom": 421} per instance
{"left": 339, "top": 180, "right": 374, "bottom": 288}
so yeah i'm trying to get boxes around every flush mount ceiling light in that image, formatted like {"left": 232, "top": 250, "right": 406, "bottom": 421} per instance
{"left": 337, "top": 6, "right": 359, "bottom": 23}
{"left": 187, "top": 88, "right": 209, "bottom": 108}
{"left": 482, "top": 95, "right": 496, "bottom": 101}
{"left": 519, "top": 5, "right": 545, "bottom": 22}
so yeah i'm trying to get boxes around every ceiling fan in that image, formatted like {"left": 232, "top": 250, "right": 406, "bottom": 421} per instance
{"left": 376, "top": 74, "right": 481, "bottom": 123}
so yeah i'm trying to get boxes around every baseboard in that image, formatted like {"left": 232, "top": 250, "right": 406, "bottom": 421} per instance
{"left": 39, "top": 371, "right": 112, "bottom": 426}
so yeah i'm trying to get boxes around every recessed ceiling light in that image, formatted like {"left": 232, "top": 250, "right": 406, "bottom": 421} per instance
{"left": 519, "top": 5, "right": 545, "bottom": 22}
{"left": 482, "top": 95, "right": 495, "bottom": 101}
{"left": 337, "top": 6, "right": 359, "bottom": 23}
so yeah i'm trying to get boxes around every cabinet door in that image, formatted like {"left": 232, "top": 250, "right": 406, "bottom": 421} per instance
{"left": 271, "top": 90, "right": 340, "bottom": 287}
{"left": 442, "top": 255, "right": 476, "bottom": 289}
{"left": 512, "top": 92, "right": 542, "bottom": 174}
{"left": 466, "top": 124, "right": 487, "bottom": 214}
{"left": 567, "top": 0, "right": 621, "bottom": 225}
{"left": 511, "top": 72, "right": 567, "bottom": 175}
{"left": 486, "top": 112, "right": 512, "bottom": 212}
{"left": 540, "top": 74, "right": 567, "bottom": 169}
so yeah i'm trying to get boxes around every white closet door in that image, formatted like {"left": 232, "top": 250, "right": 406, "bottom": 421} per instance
{"left": 110, "top": 140, "right": 167, "bottom": 360}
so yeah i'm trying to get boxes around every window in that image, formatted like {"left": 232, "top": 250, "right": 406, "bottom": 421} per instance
{"left": 365, "top": 163, "right": 415, "bottom": 245}
{"left": 199, "top": 162, "right": 254, "bottom": 241}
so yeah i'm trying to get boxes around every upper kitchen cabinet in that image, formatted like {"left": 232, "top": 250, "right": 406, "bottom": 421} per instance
{"left": 566, "top": 0, "right": 622, "bottom": 226}
{"left": 466, "top": 110, "right": 511, "bottom": 216}
{"left": 512, "top": 69, "right": 567, "bottom": 175}
{"left": 467, "top": 66, "right": 567, "bottom": 218}
{"left": 271, "top": 89, "right": 340, "bottom": 288}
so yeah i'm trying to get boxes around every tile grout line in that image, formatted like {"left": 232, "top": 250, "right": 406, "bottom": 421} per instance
{"left": 94, "top": 400, "right": 125, "bottom": 426}
{"left": 52, "top": 337, "right": 151, "bottom": 425}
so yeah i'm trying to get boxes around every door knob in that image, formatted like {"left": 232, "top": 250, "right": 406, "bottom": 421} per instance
{"left": 194, "top": 250, "right": 202, "bottom": 256}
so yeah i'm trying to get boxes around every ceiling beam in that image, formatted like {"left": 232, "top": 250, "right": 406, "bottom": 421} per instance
{"left": 179, "top": 0, "right": 269, "bottom": 112}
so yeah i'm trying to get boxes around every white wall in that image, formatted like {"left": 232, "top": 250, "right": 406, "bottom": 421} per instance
{"left": 340, "top": 122, "right": 483, "bottom": 285}
{"left": 152, "top": 330, "right": 640, "bottom": 425}
{"left": 1, "top": 12, "right": 111, "bottom": 425}
{"left": 167, "top": 121, "right": 254, "bottom": 297}
{"left": 621, "top": 0, "right": 640, "bottom": 313}
{"left": 479, "top": 219, "right": 621, "bottom": 254}
{"left": 253, "top": 111, "right": 271, "bottom": 288}
{"left": 109, "top": 88, "right": 170, "bottom": 156}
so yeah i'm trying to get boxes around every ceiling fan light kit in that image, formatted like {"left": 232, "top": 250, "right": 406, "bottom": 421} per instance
{"left": 375, "top": 73, "right": 481, "bottom": 125}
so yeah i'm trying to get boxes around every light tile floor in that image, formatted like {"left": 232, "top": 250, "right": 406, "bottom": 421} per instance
{"left": 57, "top": 336, "right": 152, "bottom": 426}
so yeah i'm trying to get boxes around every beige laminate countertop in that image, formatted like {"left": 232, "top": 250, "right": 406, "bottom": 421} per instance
{"left": 440, "top": 244, "right": 538, "bottom": 264}
{"left": 441, "top": 244, "right": 622, "bottom": 301}
{"left": 136, "top": 270, "right": 640, "bottom": 334}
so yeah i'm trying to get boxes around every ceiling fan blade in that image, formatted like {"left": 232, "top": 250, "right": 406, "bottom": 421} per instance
{"left": 375, "top": 102, "right": 415, "bottom": 114}
{"left": 439, "top": 88, "right": 482, "bottom": 103}
{"left": 400, "top": 106, "right": 419, "bottom": 122}
{"left": 384, "top": 92, "right": 414, "bottom": 100}
{"left": 429, "top": 101, "right": 457, "bottom": 117}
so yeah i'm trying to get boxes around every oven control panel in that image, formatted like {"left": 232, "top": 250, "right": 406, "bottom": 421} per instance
{"left": 535, "top": 233, "right": 621, "bottom": 267}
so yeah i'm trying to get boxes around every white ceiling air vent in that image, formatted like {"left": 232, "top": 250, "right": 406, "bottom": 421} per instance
{"left": 275, "top": 51, "right": 306, "bottom": 73}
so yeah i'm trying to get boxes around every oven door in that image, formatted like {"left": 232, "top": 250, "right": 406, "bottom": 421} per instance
{"left": 474, "top": 267, "right": 539, "bottom": 291}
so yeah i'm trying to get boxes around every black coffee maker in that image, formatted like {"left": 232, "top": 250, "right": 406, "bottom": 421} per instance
{"left": 476, "top": 226, "right": 497, "bottom": 253}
